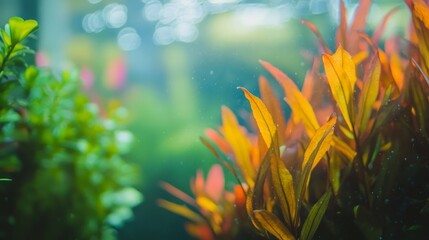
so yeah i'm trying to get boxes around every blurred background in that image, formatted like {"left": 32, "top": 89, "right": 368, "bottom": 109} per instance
{"left": 0, "top": 0, "right": 408, "bottom": 239}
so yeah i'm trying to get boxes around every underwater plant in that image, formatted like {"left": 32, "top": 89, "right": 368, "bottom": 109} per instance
{"left": 160, "top": 0, "right": 429, "bottom": 239}
{"left": 0, "top": 17, "right": 142, "bottom": 239}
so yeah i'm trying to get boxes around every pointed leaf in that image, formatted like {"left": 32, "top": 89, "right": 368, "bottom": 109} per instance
{"left": 260, "top": 60, "right": 299, "bottom": 92}
{"left": 158, "top": 199, "right": 205, "bottom": 223}
{"left": 254, "top": 210, "right": 296, "bottom": 240}
{"left": 284, "top": 86, "right": 320, "bottom": 137}
{"left": 302, "top": 116, "right": 336, "bottom": 171}
{"left": 196, "top": 196, "right": 218, "bottom": 212}
{"left": 301, "top": 19, "right": 332, "bottom": 54}
{"left": 205, "top": 164, "right": 225, "bottom": 202}
{"left": 300, "top": 191, "right": 332, "bottom": 240}
{"left": 259, "top": 76, "right": 286, "bottom": 144}
{"left": 160, "top": 182, "right": 197, "bottom": 207}
{"left": 322, "top": 46, "right": 356, "bottom": 131}
{"left": 221, "top": 106, "right": 255, "bottom": 188}
{"left": 297, "top": 117, "right": 336, "bottom": 210}
{"left": 347, "top": 0, "right": 371, "bottom": 54}
{"left": 356, "top": 57, "right": 381, "bottom": 136}
{"left": 240, "top": 87, "right": 277, "bottom": 149}
{"left": 271, "top": 156, "right": 296, "bottom": 229}
{"left": 200, "top": 136, "right": 244, "bottom": 190}
{"left": 335, "top": 0, "right": 347, "bottom": 48}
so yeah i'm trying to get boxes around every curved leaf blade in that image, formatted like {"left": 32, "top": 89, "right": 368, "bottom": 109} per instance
{"left": 271, "top": 156, "right": 296, "bottom": 229}
{"left": 322, "top": 46, "right": 356, "bottom": 131}
{"left": 300, "top": 191, "right": 332, "bottom": 240}
{"left": 254, "top": 210, "right": 296, "bottom": 240}
{"left": 240, "top": 87, "right": 277, "bottom": 149}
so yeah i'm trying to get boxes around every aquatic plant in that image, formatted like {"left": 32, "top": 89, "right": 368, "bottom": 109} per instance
{"left": 161, "top": 0, "right": 429, "bottom": 239}
{"left": 0, "top": 17, "right": 142, "bottom": 239}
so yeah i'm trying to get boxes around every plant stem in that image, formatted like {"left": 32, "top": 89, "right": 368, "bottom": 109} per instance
{"left": 0, "top": 42, "right": 17, "bottom": 74}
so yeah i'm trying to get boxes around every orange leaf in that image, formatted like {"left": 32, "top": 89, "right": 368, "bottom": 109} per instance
{"left": 284, "top": 86, "right": 320, "bottom": 137}
{"left": 322, "top": 46, "right": 356, "bottom": 131}
{"left": 221, "top": 106, "right": 255, "bottom": 188}
{"left": 259, "top": 76, "right": 286, "bottom": 144}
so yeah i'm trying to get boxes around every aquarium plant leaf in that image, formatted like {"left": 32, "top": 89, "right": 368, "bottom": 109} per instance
{"left": 390, "top": 52, "right": 404, "bottom": 91}
{"left": 160, "top": 182, "right": 197, "bottom": 207}
{"left": 221, "top": 106, "right": 255, "bottom": 188}
{"left": 407, "top": 0, "right": 429, "bottom": 75}
{"left": 260, "top": 60, "right": 320, "bottom": 136}
{"left": 297, "top": 117, "right": 336, "bottom": 212}
{"left": 300, "top": 191, "right": 331, "bottom": 240}
{"left": 158, "top": 199, "right": 205, "bottom": 223}
{"left": 259, "top": 76, "right": 286, "bottom": 144}
{"left": 196, "top": 196, "right": 218, "bottom": 213}
{"left": 284, "top": 86, "right": 320, "bottom": 137}
{"left": 301, "top": 19, "right": 332, "bottom": 54}
{"left": 260, "top": 60, "right": 299, "bottom": 92}
{"left": 240, "top": 87, "right": 277, "bottom": 149}
{"left": 270, "top": 155, "right": 296, "bottom": 229}
{"left": 347, "top": 0, "right": 371, "bottom": 55}
{"left": 246, "top": 188, "right": 265, "bottom": 233}
{"left": 322, "top": 46, "right": 356, "bottom": 131}
{"left": 355, "top": 57, "right": 381, "bottom": 136}
{"left": 204, "top": 164, "right": 224, "bottom": 202}
{"left": 199, "top": 136, "right": 244, "bottom": 191}
{"left": 372, "top": 6, "right": 400, "bottom": 45}
{"left": 301, "top": 116, "right": 336, "bottom": 172}
{"left": 353, "top": 205, "right": 382, "bottom": 239}
{"left": 333, "top": 136, "right": 356, "bottom": 161}
{"left": 253, "top": 210, "right": 296, "bottom": 240}
{"left": 204, "top": 128, "right": 231, "bottom": 155}
{"left": 335, "top": 0, "right": 347, "bottom": 48}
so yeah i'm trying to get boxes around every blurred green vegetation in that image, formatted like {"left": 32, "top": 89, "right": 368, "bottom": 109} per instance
{"left": 0, "top": 17, "right": 141, "bottom": 239}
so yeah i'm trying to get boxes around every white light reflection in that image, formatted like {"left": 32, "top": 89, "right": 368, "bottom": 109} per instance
{"left": 153, "top": 26, "right": 175, "bottom": 45}
{"left": 174, "top": 23, "right": 198, "bottom": 43}
{"left": 103, "top": 3, "right": 128, "bottom": 28}
{"left": 82, "top": 11, "right": 105, "bottom": 33}
{"left": 234, "top": 4, "right": 283, "bottom": 28}
{"left": 117, "top": 27, "right": 141, "bottom": 51}
{"left": 143, "top": 0, "right": 163, "bottom": 22}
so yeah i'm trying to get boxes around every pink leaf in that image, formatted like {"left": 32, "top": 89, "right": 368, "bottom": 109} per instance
{"left": 205, "top": 164, "right": 224, "bottom": 202}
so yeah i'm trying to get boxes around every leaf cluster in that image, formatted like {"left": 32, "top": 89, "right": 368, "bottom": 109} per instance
{"left": 0, "top": 17, "right": 141, "bottom": 240}
{"left": 162, "top": 0, "right": 429, "bottom": 239}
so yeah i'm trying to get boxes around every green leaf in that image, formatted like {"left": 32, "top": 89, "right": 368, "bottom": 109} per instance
{"left": 254, "top": 210, "right": 296, "bottom": 240}
{"left": 1, "top": 29, "right": 11, "bottom": 47}
{"left": 9, "top": 17, "right": 38, "bottom": 44}
{"left": 353, "top": 205, "right": 382, "bottom": 240}
{"left": 300, "top": 191, "right": 331, "bottom": 240}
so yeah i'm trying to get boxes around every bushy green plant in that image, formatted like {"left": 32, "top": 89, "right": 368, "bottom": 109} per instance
{"left": 0, "top": 17, "right": 141, "bottom": 240}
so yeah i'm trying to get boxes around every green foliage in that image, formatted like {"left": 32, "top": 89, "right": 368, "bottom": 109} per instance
{"left": 0, "top": 17, "right": 141, "bottom": 239}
